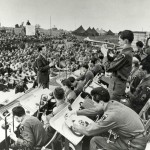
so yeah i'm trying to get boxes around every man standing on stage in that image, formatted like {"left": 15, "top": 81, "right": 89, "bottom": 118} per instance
{"left": 36, "top": 45, "right": 53, "bottom": 89}
{"left": 105, "top": 30, "right": 134, "bottom": 101}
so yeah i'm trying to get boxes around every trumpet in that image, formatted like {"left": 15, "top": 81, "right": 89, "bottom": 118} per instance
{"left": 84, "top": 37, "right": 120, "bottom": 50}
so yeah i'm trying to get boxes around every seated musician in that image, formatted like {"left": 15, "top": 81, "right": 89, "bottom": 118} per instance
{"left": 68, "top": 87, "right": 147, "bottom": 150}
{"left": 61, "top": 79, "right": 77, "bottom": 104}
{"left": 68, "top": 76, "right": 84, "bottom": 96}
{"left": 89, "top": 58, "right": 103, "bottom": 76}
{"left": 123, "top": 61, "right": 150, "bottom": 113}
{"left": 41, "top": 87, "right": 68, "bottom": 150}
{"left": 77, "top": 64, "right": 94, "bottom": 86}
{"left": 126, "top": 57, "right": 144, "bottom": 93}
{"left": 9, "top": 106, "right": 49, "bottom": 150}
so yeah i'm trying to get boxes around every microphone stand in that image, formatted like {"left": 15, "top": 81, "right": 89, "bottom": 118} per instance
{"left": 12, "top": 115, "right": 14, "bottom": 132}
{"left": 37, "top": 94, "right": 45, "bottom": 119}
{"left": 4, "top": 113, "right": 10, "bottom": 150}
{"left": 59, "top": 51, "right": 61, "bottom": 78}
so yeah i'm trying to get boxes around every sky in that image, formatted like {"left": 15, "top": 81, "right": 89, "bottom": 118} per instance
{"left": 0, "top": 0, "right": 150, "bottom": 32}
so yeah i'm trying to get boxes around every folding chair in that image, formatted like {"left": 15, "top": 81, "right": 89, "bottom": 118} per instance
{"left": 139, "top": 99, "right": 150, "bottom": 141}
{"left": 41, "top": 131, "right": 63, "bottom": 150}
{"left": 139, "top": 99, "right": 150, "bottom": 120}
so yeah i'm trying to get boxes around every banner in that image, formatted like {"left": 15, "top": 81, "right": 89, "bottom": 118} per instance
{"left": 26, "top": 25, "right": 35, "bottom": 36}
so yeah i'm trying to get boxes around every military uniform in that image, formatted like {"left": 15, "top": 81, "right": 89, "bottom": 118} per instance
{"left": 106, "top": 47, "right": 133, "bottom": 101}
{"left": 128, "top": 75, "right": 150, "bottom": 113}
{"left": 84, "top": 70, "right": 94, "bottom": 85}
{"left": 88, "top": 101, "right": 147, "bottom": 150}
{"left": 65, "top": 89, "right": 77, "bottom": 104}
{"left": 11, "top": 115, "right": 48, "bottom": 150}
{"left": 36, "top": 54, "right": 50, "bottom": 89}
{"left": 91, "top": 63, "right": 103, "bottom": 76}
{"left": 129, "top": 70, "right": 145, "bottom": 93}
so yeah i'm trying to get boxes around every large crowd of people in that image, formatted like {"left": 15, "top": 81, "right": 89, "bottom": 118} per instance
{"left": 1, "top": 29, "right": 150, "bottom": 150}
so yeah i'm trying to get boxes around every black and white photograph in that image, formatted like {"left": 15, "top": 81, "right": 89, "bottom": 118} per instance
{"left": 0, "top": 0, "right": 150, "bottom": 149}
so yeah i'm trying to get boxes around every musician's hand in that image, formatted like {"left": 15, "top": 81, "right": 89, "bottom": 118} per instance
{"left": 65, "top": 110, "right": 77, "bottom": 119}
{"left": 10, "top": 132, "right": 17, "bottom": 142}
{"left": 109, "top": 52, "right": 114, "bottom": 57}
{"left": 49, "top": 61, "right": 54, "bottom": 67}
{"left": 41, "top": 112, "right": 47, "bottom": 124}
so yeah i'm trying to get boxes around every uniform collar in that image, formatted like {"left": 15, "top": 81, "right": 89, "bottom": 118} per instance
{"left": 56, "top": 100, "right": 65, "bottom": 107}
{"left": 141, "top": 75, "right": 150, "bottom": 83}
{"left": 122, "top": 47, "right": 133, "bottom": 53}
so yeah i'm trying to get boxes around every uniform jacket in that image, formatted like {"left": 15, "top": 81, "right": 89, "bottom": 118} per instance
{"left": 13, "top": 115, "right": 48, "bottom": 150}
{"left": 83, "top": 101, "right": 147, "bottom": 149}
{"left": 36, "top": 54, "right": 50, "bottom": 84}
{"left": 129, "top": 75, "right": 150, "bottom": 113}
{"left": 106, "top": 47, "right": 133, "bottom": 81}
{"left": 129, "top": 70, "right": 145, "bottom": 93}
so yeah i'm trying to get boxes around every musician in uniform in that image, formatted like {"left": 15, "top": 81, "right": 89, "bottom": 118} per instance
{"left": 125, "top": 61, "right": 150, "bottom": 113}
{"left": 77, "top": 64, "right": 94, "bottom": 86}
{"left": 36, "top": 45, "right": 53, "bottom": 89}
{"left": 105, "top": 30, "right": 134, "bottom": 101}
{"left": 68, "top": 87, "right": 147, "bottom": 150}
{"left": 9, "top": 106, "right": 48, "bottom": 150}
{"left": 61, "top": 79, "right": 77, "bottom": 104}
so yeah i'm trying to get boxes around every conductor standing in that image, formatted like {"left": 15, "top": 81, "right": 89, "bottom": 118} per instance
{"left": 36, "top": 45, "right": 52, "bottom": 89}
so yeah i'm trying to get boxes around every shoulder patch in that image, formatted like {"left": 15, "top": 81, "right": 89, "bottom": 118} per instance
{"left": 114, "top": 54, "right": 125, "bottom": 61}
{"left": 19, "top": 125, "right": 24, "bottom": 132}
{"left": 100, "top": 114, "right": 108, "bottom": 121}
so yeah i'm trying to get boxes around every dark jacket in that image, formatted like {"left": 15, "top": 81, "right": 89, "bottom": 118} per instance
{"left": 36, "top": 55, "right": 50, "bottom": 85}
{"left": 106, "top": 47, "right": 133, "bottom": 81}
{"left": 129, "top": 76, "right": 150, "bottom": 113}
{"left": 12, "top": 115, "right": 48, "bottom": 150}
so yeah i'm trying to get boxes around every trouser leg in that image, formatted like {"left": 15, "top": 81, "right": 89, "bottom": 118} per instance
{"left": 90, "top": 136, "right": 127, "bottom": 150}
{"left": 108, "top": 76, "right": 126, "bottom": 101}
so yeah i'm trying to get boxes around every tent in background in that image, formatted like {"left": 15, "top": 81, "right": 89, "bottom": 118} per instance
{"left": 97, "top": 28, "right": 107, "bottom": 35}
{"left": 72, "top": 25, "right": 85, "bottom": 36}
{"left": 84, "top": 27, "right": 94, "bottom": 36}
{"left": 107, "top": 30, "right": 115, "bottom": 35}
{"left": 91, "top": 27, "right": 99, "bottom": 36}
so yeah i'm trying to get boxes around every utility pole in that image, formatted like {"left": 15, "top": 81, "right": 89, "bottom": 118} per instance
{"left": 50, "top": 16, "right": 51, "bottom": 36}
{"left": 49, "top": 16, "right": 52, "bottom": 82}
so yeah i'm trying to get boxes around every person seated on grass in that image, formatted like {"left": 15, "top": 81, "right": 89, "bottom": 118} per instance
{"left": 15, "top": 79, "right": 28, "bottom": 94}
{"left": 7, "top": 75, "right": 16, "bottom": 89}
{"left": 32, "top": 76, "right": 38, "bottom": 88}
{"left": 0, "top": 75, "right": 9, "bottom": 92}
